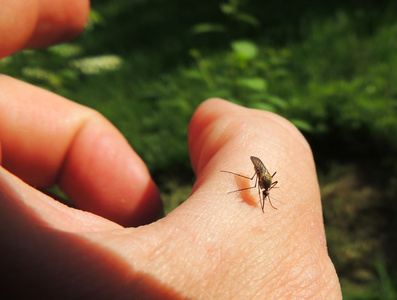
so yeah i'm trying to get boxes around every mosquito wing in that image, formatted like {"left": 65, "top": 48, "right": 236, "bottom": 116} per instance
{"left": 250, "top": 156, "right": 270, "bottom": 176}
{"left": 250, "top": 156, "right": 273, "bottom": 189}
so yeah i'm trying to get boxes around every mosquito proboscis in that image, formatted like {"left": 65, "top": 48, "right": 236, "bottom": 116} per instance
{"left": 221, "top": 156, "right": 278, "bottom": 212}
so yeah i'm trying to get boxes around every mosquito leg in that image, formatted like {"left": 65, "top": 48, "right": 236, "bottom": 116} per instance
{"left": 252, "top": 176, "right": 264, "bottom": 212}
{"left": 220, "top": 170, "right": 256, "bottom": 180}
{"left": 227, "top": 186, "right": 256, "bottom": 194}
{"left": 268, "top": 196, "right": 278, "bottom": 210}
{"left": 226, "top": 173, "right": 257, "bottom": 194}
{"left": 270, "top": 181, "right": 278, "bottom": 190}
{"left": 259, "top": 191, "right": 265, "bottom": 213}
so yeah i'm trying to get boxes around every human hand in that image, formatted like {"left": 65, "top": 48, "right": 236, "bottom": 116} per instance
{"left": 0, "top": 81, "right": 341, "bottom": 298}
{"left": 0, "top": 1, "right": 341, "bottom": 297}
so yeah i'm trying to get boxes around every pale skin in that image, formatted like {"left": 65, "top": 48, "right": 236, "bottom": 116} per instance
{"left": 0, "top": 1, "right": 342, "bottom": 299}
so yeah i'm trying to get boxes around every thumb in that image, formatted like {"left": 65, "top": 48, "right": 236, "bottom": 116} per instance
{"left": 185, "top": 98, "right": 341, "bottom": 298}
{"left": 188, "top": 98, "right": 318, "bottom": 214}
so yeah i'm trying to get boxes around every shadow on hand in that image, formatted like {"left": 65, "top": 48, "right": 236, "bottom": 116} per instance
{"left": 0, "top": 183, "right": 186, "bottom": 299}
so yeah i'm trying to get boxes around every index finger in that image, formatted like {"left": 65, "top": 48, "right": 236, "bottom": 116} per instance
{"left": 0, "top": 75, "right": 161, "bottom": 227}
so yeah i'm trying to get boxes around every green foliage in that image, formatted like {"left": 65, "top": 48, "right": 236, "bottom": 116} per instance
{"left": 192, "top": 0, "right": 260, "bottom": 36}
{"left": 190, "top": 40, "right": 298, "bottom": 123}
{"left": 231, "top": 40, "right": 259, "bottom": 62}
{"left": 189, "top": 0, "right": 295, "bottom": 121}
{"left": 0, "top": 48, "right": 77, "bottom": 92}
{"left": 219, "top": 0, "right": 260, "bottom": 28}
{"left": 339, "top": 255, "right": 397, "bottom": 299}
{"left": 376, "top": 256, "right": 397, "bottom": 300}
{"left": 274, "top": 12, "right": 397, "bottom": 165}
{"left": 191, "top": 23, "right": 226, "bottom": 35}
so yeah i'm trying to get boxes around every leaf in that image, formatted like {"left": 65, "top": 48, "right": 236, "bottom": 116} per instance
{"left": 235, "top": 13, "right": 261, "bottom": 27}
{"left": 191, "top": 23, "right": 226, "bottom": 34}
{"left": 231, "top": 40, "right": 258, "bottom": 61}
{"left": 265, "top": 95, "right": 288, "bottom": 109}
{"left": 220, "top": 3, "right": 234, "bottom": 15}
{"left": 237, "top": 77, "right": 267, "bottom": 91}
{"left": 183, "top": 69, "right": 202, "bottom": 79}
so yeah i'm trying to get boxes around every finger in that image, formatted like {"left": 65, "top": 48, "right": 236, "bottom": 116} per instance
{"left": 25, "top": 0, "right": 90, "bottom": 49}
{"left": 0, "top": 75, "right": 162, "bottom": 227}
{"left": 188, "top": 98, "right": 319, "bottom": 214}
{"left": 0, "top": 1, "right": 38, "bottom": 58}
{"left": 0, "top": 0, "right": 89, "bottom": 58}
{"left": 187, "top": 98, "right": 324, "bottom": 240}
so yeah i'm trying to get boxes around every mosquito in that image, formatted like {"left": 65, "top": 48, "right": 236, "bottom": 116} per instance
{"left": 221, "top": 156, "right": 278, "bottom": 212}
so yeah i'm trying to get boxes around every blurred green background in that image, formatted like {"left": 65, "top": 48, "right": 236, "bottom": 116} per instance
{"left": 1, "top": 0, "right": 397, "bottom": 298}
